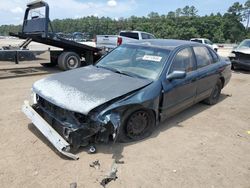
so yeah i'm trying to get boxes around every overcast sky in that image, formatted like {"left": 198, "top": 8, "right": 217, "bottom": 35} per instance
{"left": 0, "top": 0, "right": 247, "bottom": 25}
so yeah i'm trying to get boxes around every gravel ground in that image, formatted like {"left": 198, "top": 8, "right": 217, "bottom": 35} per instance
{"left": 0, "top": 46, "right": 249, "bottom": 188}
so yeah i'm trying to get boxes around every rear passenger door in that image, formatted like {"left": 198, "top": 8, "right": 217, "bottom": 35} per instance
{"left": 193, "top": 46, "right": 219, "bottom": 102}
{"left": 161, "top": 47, "right": 197, "bottom": 119}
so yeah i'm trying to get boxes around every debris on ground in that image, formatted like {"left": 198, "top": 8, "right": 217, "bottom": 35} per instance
{"left": 237, "top": 134, "right": 242, "bottom": 137}
{"left": 100, "top": 161, "right": 118, "bottom": 187}
{"left": 88, "top": 146, "right": 97, "bottom": 154}
{"left": 89, "top": 160, "right": 101, "bottom": 169}
{"left": 70, "top": 182, "right": 77, "bottom": 188}
{"left": 226, "top": 94, "right": 233, "bottom": 97}
{"left": 115, "top": 159, "right": 125, "bottom": 164}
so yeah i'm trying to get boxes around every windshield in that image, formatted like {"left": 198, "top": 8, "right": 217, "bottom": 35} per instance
{"left": 238, "top": 40, "right": 250, "bottom": 49}
{"left": 96, "top": 44, "right": 170, "bottom": 80}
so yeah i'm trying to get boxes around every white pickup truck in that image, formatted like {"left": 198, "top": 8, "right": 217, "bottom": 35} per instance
{"left": 96, "top": 31, "right": 155, "bottom": 50}
{"left": 190, "top": 38, "right": 219, "bottom": 52}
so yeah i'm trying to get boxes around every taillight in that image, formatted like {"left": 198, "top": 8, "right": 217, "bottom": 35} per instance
{"left": 117, "top": 37, "right": 122, "bottom": 46}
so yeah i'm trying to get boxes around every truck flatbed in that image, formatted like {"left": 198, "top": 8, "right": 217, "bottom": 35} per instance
{"left": 7, "top": 0, "right": 102, "bottom": 70}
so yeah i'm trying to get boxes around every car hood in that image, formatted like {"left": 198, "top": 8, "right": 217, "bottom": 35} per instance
{"left": 33, "top": 65, "right": 151, "bottom": 115}
{"left": 233, "top": 48, "right": 250, "bottom": 55}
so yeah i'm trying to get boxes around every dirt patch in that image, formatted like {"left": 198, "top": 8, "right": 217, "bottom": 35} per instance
{"left": 0, "top": 63, "right": 249, "bottom": 188}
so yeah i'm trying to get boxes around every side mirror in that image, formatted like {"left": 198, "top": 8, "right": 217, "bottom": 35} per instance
{"left": 166, "top": 71, "right": 186, "bottom": 81}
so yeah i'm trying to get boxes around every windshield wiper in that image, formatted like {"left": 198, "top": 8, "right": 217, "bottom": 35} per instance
{"left": 118, "top": 70, "right": 147, "bottom": 79}
{"left": 96, "top": 65, "right": 120, "bottom": 73}
{"left": 96, "top": 65, "right": 147, "bottom": 79}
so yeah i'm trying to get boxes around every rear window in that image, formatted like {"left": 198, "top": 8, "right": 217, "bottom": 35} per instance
{"left": 191, "top": 39, "right": 203, "bottom": 44}
{"left": 120, "top": 32, "right": 139, "bottom": 40}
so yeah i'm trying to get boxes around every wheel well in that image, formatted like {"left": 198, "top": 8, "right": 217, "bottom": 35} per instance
{"left": 121, "top": 105, "right": 157, "bottom": 125}
{"left": 220, "top": 77, "right": 225, "bottom": 88}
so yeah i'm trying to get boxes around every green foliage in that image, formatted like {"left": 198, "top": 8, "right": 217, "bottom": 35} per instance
{"left": 0, "top": 2, "right": 249, "bottom": 43}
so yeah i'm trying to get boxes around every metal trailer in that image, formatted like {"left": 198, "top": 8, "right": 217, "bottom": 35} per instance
{"left": 9, "top": 0, "right": 102, "bottom": 70}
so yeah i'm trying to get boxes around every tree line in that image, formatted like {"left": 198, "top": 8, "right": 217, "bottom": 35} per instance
{"left": 0, "top": 1, "right": 250, "bottom": 43}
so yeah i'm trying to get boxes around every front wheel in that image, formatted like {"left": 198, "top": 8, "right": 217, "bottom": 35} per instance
{"left": 118, "top": 109, "right": 155, "bottom": 143}
{"left": 204, "top": 80, "right": 222, "bottom": 105}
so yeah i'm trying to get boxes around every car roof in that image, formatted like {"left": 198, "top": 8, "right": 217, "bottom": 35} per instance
{"left": 127, "top": 39, "right": 200, "bottom": 50}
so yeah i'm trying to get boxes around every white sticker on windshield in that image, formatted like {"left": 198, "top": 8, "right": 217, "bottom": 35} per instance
{"left": 142, "top": 55, "right": 162, "bottom": 62}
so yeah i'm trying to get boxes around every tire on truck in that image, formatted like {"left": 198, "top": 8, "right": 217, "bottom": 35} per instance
{"left": 58, "top": 51, "right": 81, "bottom": 71}
{"left": 40, "top": 52, "right": 58, "bottom": 67}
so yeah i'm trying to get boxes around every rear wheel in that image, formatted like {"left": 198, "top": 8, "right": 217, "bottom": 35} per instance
{"left": 204, "top": 80, "right": 222, "bottom": 105}
{"left": 58, "top": 52, "right": 81, "bottom": 71}
{"left": 118, "top": 109, "right": 155, "bottom": 142}
{"left": 231, "top": 63, "right": 236, "bottom": 70}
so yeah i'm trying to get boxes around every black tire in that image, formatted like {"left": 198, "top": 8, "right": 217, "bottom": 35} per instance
{"left": 204, "top": 80, "right": 222, "bottom": 105}
{"left": 231, "top": 63, "right": 235, "bottom": 70}
{"left": 118, "top": 109, "right": 155, "bottom": 143}
{"left": 58, "top": 52, "right": 81, "bottom": 71}
{"left": 40, "top": 62, "right": 57, "bottom": 67}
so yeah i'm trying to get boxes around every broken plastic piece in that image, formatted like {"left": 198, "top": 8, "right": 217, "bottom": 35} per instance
{"left": 88, "top": 146, "right": 96, "bottom": 154}
{"left": 90, "top": 160, "right": 101, "bottom": 169}
{"left": 100, "top": 160, "right": 118, "bottom": 187}
{"left": 70, "top": 182, "right": 77, "bottom": 188}
{"left": 22, "top": 100, "right": 79, "bottom": 160}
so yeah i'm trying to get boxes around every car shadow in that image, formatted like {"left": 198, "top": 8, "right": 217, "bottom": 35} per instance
{"left": 27, "top": 93, "right": 230, "bottom": 161}
{"left": 84, "top": 93, "right": 231, "bottom": 162}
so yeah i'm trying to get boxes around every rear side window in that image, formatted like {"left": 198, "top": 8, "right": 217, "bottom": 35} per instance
{"left": 170, "top": 48, "right": 196, "bottom": 73}
{"left": 120, "top": 32, "right": 139, "bottom": 40}
{"left": 208, "top": 48, "right": 220, "bottom": 63}
{"left": 193, "top": 46, "right": 213, "bottom": 68}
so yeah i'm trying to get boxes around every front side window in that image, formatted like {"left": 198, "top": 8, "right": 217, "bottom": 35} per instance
{"left": 141, "top": 33, "right": 148, "bottom": 39}
{"left": 193, "top": 46, "right": 213, "bottom": 68}
{"left": 148, "top": 34, "right": 155, "bottom": 39}
{"left": 204, "top": 39, "right": 213, "bottom": 45}
{"left": 170, "top": 48, "right": 195, "bottom": 73}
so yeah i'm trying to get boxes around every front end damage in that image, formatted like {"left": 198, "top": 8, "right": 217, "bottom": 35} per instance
{"left": 22, "top": 93, "right": 122, "bottom": 160}
{"left": 230, "top": 50, "right": 250, "bottom": 70}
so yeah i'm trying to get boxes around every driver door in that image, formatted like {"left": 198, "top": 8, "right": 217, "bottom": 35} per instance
{"left": 161, "top": 47, "right": 198, "bottom": 120}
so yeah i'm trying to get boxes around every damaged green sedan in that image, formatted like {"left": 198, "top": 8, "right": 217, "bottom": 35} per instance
{"left": 22, "top": 39, "right": 231, "bottom": 159}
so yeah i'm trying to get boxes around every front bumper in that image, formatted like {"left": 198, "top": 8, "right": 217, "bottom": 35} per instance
{"left": 22, "top": 101, "right": 79, "bottom": 160}
{"left": 231, "top": 58, "right": 250, "bottom": 70}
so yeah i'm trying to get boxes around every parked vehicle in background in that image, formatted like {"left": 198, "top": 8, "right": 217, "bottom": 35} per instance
{"left": 22, "top": 39, "right": 231, "bottom": 159}
{"left": 190, "top": 38, "right": 218, "bottom": 52}
{"left": 96, "top": 31, "right": 155, "bottom": 50}
{"left": 229, "top": 39, "right": 250, "bottom": 70}
{"left": 10, "top": 1, "right": 101, "bottom": 70}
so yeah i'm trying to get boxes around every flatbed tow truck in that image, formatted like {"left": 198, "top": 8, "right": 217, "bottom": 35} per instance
{"left": 9, "top": 0, "right": 102, "bottom": 70}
